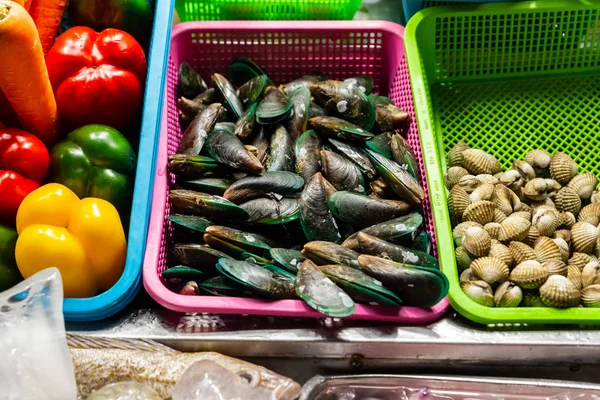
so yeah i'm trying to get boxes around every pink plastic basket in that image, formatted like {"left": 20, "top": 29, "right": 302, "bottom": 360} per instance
{"left": 143, "top": 21, "right": 449, "bottom": 323}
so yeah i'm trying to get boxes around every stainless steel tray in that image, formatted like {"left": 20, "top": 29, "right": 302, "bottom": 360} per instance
{"left": 299, "top": 375, "right": 600, "bottom": 399}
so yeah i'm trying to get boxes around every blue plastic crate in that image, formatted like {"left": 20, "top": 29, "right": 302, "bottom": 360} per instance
{"left": 62, "top": 0, "right": 174, "bottom": 321}
{"left": 402, "top": 0, "right": 519, "bottom": 24}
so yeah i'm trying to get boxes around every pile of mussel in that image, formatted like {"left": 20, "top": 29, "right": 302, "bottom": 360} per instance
{"left": 447, "top": 143, "right": 600, "bottom": 308}
{"left": 162, "top": 57, "right": 449, "bottom": 317}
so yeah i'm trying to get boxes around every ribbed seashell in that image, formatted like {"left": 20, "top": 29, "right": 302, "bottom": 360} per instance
{"left": 494, "top": 281, "right": 523, "bottom": 307}
{"left": 567, "top": 173, "right": 598, "bottom": 200}
{"left": 448, "top": 186, "right": 471, "bottom": 219}
{"left": 591, "top": 190, "right": 600, "bottom": 204}
{"left": 509, "top": 241, "right": 537, "bottom": 265}
{"left": 444, "top": 166, "right": 470, "bottom": 190}
{"left": 520, "top": 203, "right": 533, "bottom": 213}
{"left": 512, "top": 160, "right": 536, "bottom": 181}
{"left": 509, "top": 260, "right": 549, "bottom": 289}
{"left": 492, "top": 184, "right": 522, "bottom": 216}
{"left": 523, "top": 178, "right": 561, "bottom": 201}
{"left": 522, "top": 291, "right": 547, "bottom": 307}
{"left": 581, "top": 284, "right": 600, "bottom": 307}
{"left": 448, "top": 142, "right": 471, "bottom": 167}
{"left": 476, "top": 174, "right": 500, "bottom": 186}
{"left": 530, "top": 198, "right": 556, "bottom": 209}
{"left": 554, "top": 187, "right": 581, "bottom": 215}
{"left": 524, "top": 225, "right": 540, "bottom": 247}
{"left": 567, "top": 263, "right": 583, "bottom": 290}
{"left": 531, "top": 207, "right": 561, "bottom": 237}
{"left": 459, "top": 268, "right": 477, "bottom": 283}
{"left": 543, "top": 259, "right": 568, "bottom": 277}
{"left": 554, "top": 229, "right": 572, "bottom": 245}
{"left": 571, "top": 221, "right": 599, "bottom": 253}
{"left": 455, "top": 246, "right": 475, "bottom": 272}
{"left": 549, "top": 152, "right": 578, "bottom": 185}
{"left": 493, "top": 208, "right": 507, "bottom": 223}
{"left": 539, "top": 275, "right": 580, "bottom": 308}
{"left": 462, "top": 226, "right": 491, "bottom": 257}
{"left": 511, "top": 211, "right": 531, "bottom": 220}
{"left": 489, "top": 240, "right": 514, "bottom": 267}
{"left": 533, "top": 236, "right": 563, "bottom": 263}
{"left": 455, "top": 175, "right": 481, "bottom": 194}
{"left": 581, "top": 261, "right": 600, "bottom": 288}
{"left": 484, "top": 222, "right": 501, "bottom": 240}
{"left": 525, "top": 149, "right": 552, "bottom": 173}
{"left": 553, "top": 237, "right": 570, "bottom": 262}
{"left": 591, "top": 254, "right": 599, "bottom": 263}
{"left": 461, "top": 280, "right": 495, "bottom": 307}
{"left": 499, "top": 170, "right": 525, "bottom": 193}
{"left": 471, "top": 256, "right": 510, "bottom": 285}
{"left": 578, "top": 203, "right": 600, "bottom": 226}
{"left": 469, "top": 183, "right": 495, "bottom": 203}
{"left": 559, "top": 212, "right": 576, "bottom": 229}
{"left": 452, "top": 221, "right": 482, "bottom": 246}
{"left": 498, "top": 216, "right": 531, "bottom": 242}
{"left": 568, "top": 252, "right": 591, "bottom": 271}
{"left": 462, "top": 200, "right": 495, "bottom": 224}
{"left": 462, "top": 149, "right": 501, "bottom": 175}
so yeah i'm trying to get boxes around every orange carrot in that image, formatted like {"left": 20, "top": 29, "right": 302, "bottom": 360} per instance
{"left": 0, "top": 1, "right": 58, "bottom": 144}
{"left": 28, "top": 0, "right": 67, "bottom": 54}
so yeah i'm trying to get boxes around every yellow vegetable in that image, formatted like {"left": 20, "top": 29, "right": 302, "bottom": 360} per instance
{"left": 15, "top": 183, "right": 126, "bottom": 297}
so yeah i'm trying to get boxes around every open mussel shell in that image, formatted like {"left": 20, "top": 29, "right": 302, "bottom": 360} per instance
{"left": 212, "top": 73, "right": 244, "bottom": 120}
{"left": 310, "top": 80, "right": 375, "bottom": 130}
{"left": 223, "top": 171, "right": 304, "bottom": 204}
{"left": 268, "top": 125, "right": 295, "bottom": 172}
{"left": 302, "top": 241, "right": 361, "bottom": 269}
{"left": 344, "top": 75, "right": 374, "bottom": 95}
{"left": 328, "top": 138, "right": 376, "bottom": 180}
{"left": 357, "top": 255, "right": 449, "bottom": 307}
{"left": 205, "top": 225, "right": 275, "bottom": 253}
{"left": 237, "top": 74, "right": 268, "bottom": 108}
{"left": 198, "top": 276, "right": 253, "bottom": 297}
{"left": 256, "top": 86, "right": 292, "bottom": 124}
{"left": 206, "top": 126, "right": 264, "bottom": 174}
{"left": 169, "top": 190, "right": 249, "bottom": 221}
{"left": 240, "top": 197, "right": 300, "bottom": 224}
{"left": 296, "top": 260, "right": 356, "bottom": 317}
{"left": 343, "top": 213, "right": 424, "bottom": 250}
{"left": 287, "top": 87, "right": 311, "bottom": 142}
{"left": 169, "top": 154, "right": 219, "bottom": 179}
{"left": 281, "top": 73, "right": 328, "bottom": 94}
{"left": 178, "top": 62, "right": 208, "bottom": 98}
{"left": 357, "top": 232, "right": 438, "bottom": 269}
{"left": 390, "top": 134, "right": 419, "bottom": 178}
{"left": 320, "top": 264, "right": 403, "bottom": 306}
{"left": 204, "top": 234, "right": 270, "bottom": 264}
{"left": 310, "top": 116, "right": 374, "bottom": 142}
{"left": 228, "top": 57, "right": 272, "bottom": 87}
{"left": 171, "top": 243, "right": 233, "bottom": 271}
{"left": 321, "top": 150, "right": 366, "bottom": 194}
{"left": 178, "top": 177, "right": 233, "bottom": 195}
{"left": 162, "top": 266, "right": 205, "bottom": 282}
{"left": 299, "top": 173, "right": 342, "bottom": 243}
{"left": 328, "top": 191, "right": 411, "bottom": 228}
{"left": 366, "top": 149, "right": 424, "bottom": 206}
{"left": 234, "top": 102, "right": 257, "bottom": 140}
{"left": 177, "top": 103, "right": 225, "bottom": 155}
{"left": 295, "top": 130, "right": 322, "bottom": 183}
{"left": 270, "top": 248, "right": 305, "bottom": 273}
{"left": 368, "top": 94, "right": 409, "bottom": 133}
{"left": 366, "top": 132, "right": 393, "bottom": 159}
{"left": 216, "top": 258, "right": 296, "bottom": 299}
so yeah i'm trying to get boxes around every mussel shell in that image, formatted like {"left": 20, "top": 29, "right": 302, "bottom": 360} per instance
{"left": 357, "top": 232, "right": 438, "bottom": 269}
{"left": 169, "top": 190, "right": 249, "bottom": 220}
{"left": 309, "top": 102, "right": 327, "bottom": 118}
{"left": 302, "top": 241, "right": 361, "bottom": 269}
{"left": 366, "top": 132, "right": 393, "bottom": 159}
{"left": 216, "top": 258, "right": 296, "bottom": 299}
{"left": 234, "top": 102, "right": 257, "bottom": 140}
{"left": 366, "top": 149, "right": 424, "bottom": 206}
{"left": 178, "top": 62, "right": 208, "bottom": 98}
{"left": 178, "top": 96, "right": 206, "bottom": 121}
{"left": 223, "top": 171, "right": 304, "bottom": 204}
{"left": 357, "top": 255, "right": 449, "bottom": 307}
{"left": 390, "top": 134, "right": 419, "bottom": 178}
{"left": 310, "top": 116, "right": 374, "bottom": 141}
{"left": 413, "top": 231, "right": 433, "bottom": 254}
{"left": 206, "top": 127, "right": 264, "bottom": 174}
{"left": 368, "top": 94, "right": 409, "bottom": 133}
{"left": 212, "top": 73, "right": 244, "bottom": 120}
{"left": 204, "top": 234, "right": 270, "bottom": 264}
{"left": 168, "top": 214, "right": 212, "bottom": 234}
{"left": 237, "top": 74, "right": 268, "bottom": 108}
{"left": 162, "top": 266, "right": 205, "bottom": 282}
{"left": 287, "top": 87, "right": 311, "bottom": 142}
{"left": 268, "top": 125, "right": 295, "bottom": 172}
{"left": 299, "top": 172, "right": 342, "bottom": 243}
{"left": 168, "top": 154, "right": 219, "bottom": 179}
{"left": 262, "top": 264, "right": 297, "bottom": 281}
{"left": 256, "top": 86, "right": 293, "bottom": 124}
{"left": 240, "top": 197, "right": 300, "bottom": 224}
{"left": 269, "top": 248, "right": 305, "bottom": 272}
{"left": 342, "top": 213, "right": 424, "bottom": 250}
{"left": 281, "top": 73, "right": 328, "bottom": 94}
{"left": 321, "top": 150, "right": 366, "bottom": 194}
{"left": 214, "top": 122, "right": 236, "bottom": 132}
{"left": 228, "top": 57, "right": 271, "bottom": 87}
{"left": 344, "top": 75, "right": 374, "bottom": 95}
{"left": 296, "top": 260, "right": 355, "bottom": 317}
{"left": 177, "top": 103, "right": 225, "bottom": 155}
{"left": 310, "top": 80, "right": 375, "bottom": 130}
{"left": 198, "top": 275, "right": 253, "bottom": 297}
{"left": 178, "top": 177, "right": 233, "bottom": 195}
{"left": 295, "top": 130, "right": 322, "bottom": 183}
{"left": 328, "top": 191, "right": 411, "bottom": 228}
{"left": 205, "top": 225, "right": 275, "bottom": 252}
{"left": 328, "top": 138, "right": 376, "bottom": 180}
{"left": 171, "top": 243, "right": 232, "bottom": 271}
{"left": 249, "top": 125, "right": 270, "bottom": 165}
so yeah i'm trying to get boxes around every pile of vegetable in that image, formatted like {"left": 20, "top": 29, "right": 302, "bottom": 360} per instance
{"left": 0, "top": 0, "right": 151, "bottom": 297}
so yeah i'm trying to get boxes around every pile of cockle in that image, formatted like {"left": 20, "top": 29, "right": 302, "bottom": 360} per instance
{"left": 162, "top": 57, "right": 449, "bottom": 317}
{"left": 446, "top": 143, "right": 600, "bottom": 308}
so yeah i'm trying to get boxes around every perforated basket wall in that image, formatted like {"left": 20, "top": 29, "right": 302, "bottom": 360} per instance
{"left": 143, "top": 21, "right": 449, "bottom": 323}
{"left": 405, "top": 0, "right": 600, "bottom": 324}
{"left": 402, "top": 0, "right": 518, "bottom": 25}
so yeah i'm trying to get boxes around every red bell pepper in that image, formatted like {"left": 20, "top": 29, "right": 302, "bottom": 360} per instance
{"left": 0, "top": 127, "right": 49, "bottom": 224}
{"left": 46, "top": 27, "right": 147, "bottom": 132}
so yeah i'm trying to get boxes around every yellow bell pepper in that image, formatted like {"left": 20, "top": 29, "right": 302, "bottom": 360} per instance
{"left": 15, "top": 183, "right": 127, "bottom": 298}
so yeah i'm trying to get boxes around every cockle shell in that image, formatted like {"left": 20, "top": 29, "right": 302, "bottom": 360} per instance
{"left": 499, "top": 169, "right": 525, "bottom": 193}
{"left": 493, "top": 208, "right": 507, "bottom": 223}
{"left": 591, "top": 190, "right": 600, "bottom": 204}
{"left": 462, "top": 149, "right": 501, "bottom": 175}
{"left": 511, "top": 211, "right": 532, "bottom": 220}
{"left": 525, "top": 149, "right": 552, "bottom": 173}
{"left": 470, "top": 183, "right": 495, "bottom": 203}
{"left": 549, "top": 152, "right": 578, "bottom": 184}
{"left": 498, "top": 216, "right": 531, "bottom": 242}
{"left": 462, "top": 200, "right": 495, "bottom": 224}
{"left": 462, "top": 226, "right": 491, "bottom": 257}
{"left": 533, "top": 236, "right": 563, "bottom": 263}
{"left": 445, "top": 166, "right": 470, "bottom": 189}
{"left": 512, "top": 160, "right": 536, "bottom": 181}
{"left": 559, "top": 212, "right": 576, "bottom": 229}
{"left": 567, "top": 263, "right": 583, "bottom": 290}
{"left": 494, "top": 281, "right": 523, "bottom": 307}
{"left": 539, "top": 275, "right": 580, "bottom": 308}
{"left": 459, "top": 268, "right": 477, "bottom": 283}
{"left": 492, "top": 184, "right": 522, "bottom": 216}
{"left": 543, "top": 259, "right": 568, "bottom": 277}
{"left": 455, "top": 246, "right": 475, "bottom": 272}
{"left": 554, "top": 229, "right": 572, "bottom": 244}
{"left": 571, "top": 221, "right": 599, "bottom": 253}
{"left": 523, "top": 178, "right": 561, "bottom": 201}
{"left": 461, "top": 280, "right": 495, "bottom": 307}
{"left": 453, "top": 221, "right": 482, "bottom": 246}
{"left": 471, "top": 257, "right": 510, "bottom": 285}
{"left": 531, "top": 198, "right": 556, "bottom": 209}
{"left": 455, "top": 175, "right": 481, "bottom": 193}
{"left": 568, "top": 252, "right": 592, "bottom": 271}
{"left": 581, "top": 284, "right": 600, "bottom": 307}
{"left": 448, "top": 186, "right": 471, "bottom": 219}
{"left": 581, "top": 261, "right": 600, "bottom": 288}
{"left": 531, "top": 207, "right": 561, "bottom": 237}
{"left": 553, "top": 237, "right": 570, "bottom": 262}
{"left": 448, "top": 142, "right": 470, "bottom": 167}
{"left": 522, "top": 291, "right": 547, "bottom": 307}
{"left": 524, "top": 225, "right": 540, "bottom": 247}
{"left": 509, "top": 241, "right": 537, "bottom": 265}
{"left": 489, "top": 240, "right": 514, "bottom": 267}
{"left": 554, "top": 187, "right": 581, "bottom": 215}
{"left": 484, "top": 222, "right": 501, "bottom": 240}
{"left": 578, "top": 203, "right": 600, "bottom": 226}
{"left": 476, "top": 174, "right": 500, "bottom": 185}
{"left": 509, "top": 260, "right": 549, "bottom": 289}
{"left": 567, "top": 173, "right": 598, "bottom": 200}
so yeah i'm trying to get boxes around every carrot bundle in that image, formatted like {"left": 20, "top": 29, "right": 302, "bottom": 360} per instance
{"left": 0, "top": 1, "right": 57, "bottom": 144}
{"left": 29, "top": 0, "right": 68, "bottom": 54}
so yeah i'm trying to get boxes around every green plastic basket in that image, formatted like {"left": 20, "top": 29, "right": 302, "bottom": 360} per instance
{"left": 175, "top": 0, "right": 361, "bottom": 21}
{"left": 405, "top": 0, "right": 600, "bottom": 325}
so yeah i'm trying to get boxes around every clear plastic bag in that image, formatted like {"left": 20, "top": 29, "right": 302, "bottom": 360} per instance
{"left": 85, "top": 382, "right": 161, "bottom": 400}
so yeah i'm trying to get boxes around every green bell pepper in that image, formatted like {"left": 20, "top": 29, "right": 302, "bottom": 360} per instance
{"left": 0, "top": 224, "right": 22, "bottom": 291}
{"left": 49, "top": 124, "right": 136, "bottom": 219}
